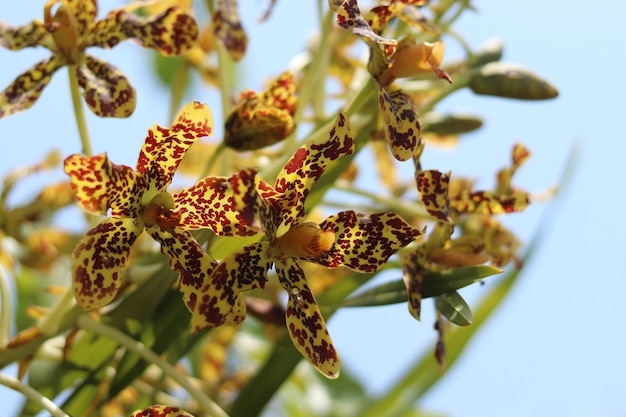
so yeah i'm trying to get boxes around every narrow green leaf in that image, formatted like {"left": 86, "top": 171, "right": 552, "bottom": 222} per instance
{"left": 340, "top": 265, "right": 502, "bottom": 308}
{"left": 435, "top": 291, "right": 472, "bottom": 326}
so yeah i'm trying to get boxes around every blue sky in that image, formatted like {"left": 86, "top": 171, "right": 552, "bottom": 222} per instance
{"left": 1, "top": 1, "right": 625, "bottom": 416}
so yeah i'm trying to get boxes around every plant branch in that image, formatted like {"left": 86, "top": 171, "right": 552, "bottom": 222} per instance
{"left": 0, "top": 373, "right": 70, "bottom": 417}
{"left": 67, "top": 65, "right": 92, "bottom": 156}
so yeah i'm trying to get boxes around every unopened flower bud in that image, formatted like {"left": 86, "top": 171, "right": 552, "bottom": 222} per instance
{"left": 469, "top": 62, "right": 558, "bottom": 100}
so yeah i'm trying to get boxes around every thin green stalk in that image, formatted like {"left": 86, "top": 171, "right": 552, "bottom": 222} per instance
{"left": 37, "top": 290, "right": 76, "bottom": 336}
{"left": 0, "top": 267, "right": 11, "bottom": 349}
{"left": 333, "top": 179, "right": 434, "bottom": 221}
{"left": 168, "top": 60, "right": 191, "bottom": 124}
{"left": 419, "top": 72, "right": 470, "bottom": 114}
{"left": 199, "top": 142, "right": 226, "bottom": 179}
{"left": 77, "top": 315, "right": 229, "bottom": 417}
{"left": 67, "top": 65, "right": 92, "bottom": 156}
{"left": 0, "top": 373, "right": 70, "bottom": 417}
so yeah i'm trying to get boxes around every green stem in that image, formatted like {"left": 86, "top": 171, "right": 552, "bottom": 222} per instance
{"left": 419, "top": 72, "right": 470, "bottom": 114}
{"left": 0, "top": 373, "right": 70, "bottom": 417}
{"left": 37, "top": 289, "right": 76, "bottom": 336}
{"left": 67, "top": 65, "right": 92, "bottom": 156}
{"left": 77, "top": 315, "right": 229, "bottom": 417}
{"left": 0, "top": 267, "right": 11, "bottom": 349}
{"left": 199, "top": 142, "right": 226, "bottom": 179}
{"left": 168, "top": 60, "right": 191, "bottom": 124}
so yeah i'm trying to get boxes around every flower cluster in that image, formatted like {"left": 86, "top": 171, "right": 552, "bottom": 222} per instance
{"left": 64, "top": 107, "right": 422, "bottom": 377}
{"left": 0, "top": 0, "right": 198, "bottom": 118}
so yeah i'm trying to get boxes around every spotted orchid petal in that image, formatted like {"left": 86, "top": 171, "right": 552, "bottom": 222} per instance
{"left": 189, "top": 242, "right": 271, "bottom": 331}
{"left": 0, "top": 20, "right": 51, "bottom": 50}
{"left": 378, "top": 83, "right": 421, "bottom": 161}
{"left": 76, "top": 55, "right": 136, "bottom": 118}
{"left": 451, "top": 190, "right": 530, "bottom": 215}
{"left": 224, "top": 71, "right": 297, "bottom": 151}
{"left": 315, "top": 211, "right": 422, "bottom": 272}
{"left": 136, "top": 102, "right": 213, "bottom": 192}
{"left": 64, "top": 153, "right": 142, "bottom": 217}
{"left": 401, "top": 246, "right": 428, "bottom": 320}
{"left": 85, "top": 7, "right": 199, "bottom": 56}
{"left": 231, "top": 168, "right": 283, "bottom": 239}
{"left": 276, "top": 258, "right": 340, "bottom": 379}
{"left": 337, "top": 0, "right": 397, "bottom": 59}
{"left": 416, "top": 170, "right": 450, "bottom": 222}
{"left": 174, "top": 176, "right": 257, "bottom": 237}
{"left": 367, "top": 1, "right": 433, "bottom": 35}
{"left": 275, "top": 111, "right": 354, "bottom": 227}
{"left": 72, "top": 217, "right": 143, "bottom": 310}
{"left": 0, "top": 56, "right": 63, "bottom": 118}
{"left": 147, "top": 226, "right": 218, "bottom": 312}
{"left": 213, "top": 0, "right": 248, "bottom": 61}
{"left": 130, "top": 405, "right": 195, "bottom": 417}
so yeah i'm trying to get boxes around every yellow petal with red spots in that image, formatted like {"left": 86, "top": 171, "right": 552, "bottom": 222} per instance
{"left": 63, "top": 0, "right": 98, "bottom": 36}
{"left": 76, "top": 55, "right": 136, "bottom": 118}
{"left": 378, "top": 83, "right": 421, "bottom": 161}
{"left": 275, "top": 111, "right": 354, "bottom": 227}
{"left": 147, "top": 226, "right": 218, "bottom": 312}
{"left": 0, "top": 56, "right": 63, "bottom": 118}
{"left": 174, "top": 176, "right": 258, "bottom": 237}
{"left": 189, "top": 242, "right": 270, "bottom": 331}
{"left": 213, "top": 0, "right": 248, "bottom": 61}
{"left": 401, "top": 247, "right": 428, "bottom": 320}
{"left": 337, "top": 0, "right": 397, "bottom": 59}
{"left": 416, "top": 170, "right": 451, "bottom": 222}
{"left": 72, "top": 217, "right": 143, "bottom": 310}
{"left": 0, "top": 20, "right": 51, "bottom": 50}
{"left": 276, "top": 258, "right": 340, "bottom": 379}
{"left": 64, "top": 153, "right": 141, "bottom": 217}
{"left": 130, "top": 405, "right": 195, "bottom": 417}
{"left": 315, "top": 211, "right": 422, "bottom": 272}
{"left": 85, "top": 7, "right": 199, "bottom": 56}
{"left": 451, "top": 190, "right": 530, "bottom": 215}
{"left": 136, "top": 101, "right": 213, "bottom": 192}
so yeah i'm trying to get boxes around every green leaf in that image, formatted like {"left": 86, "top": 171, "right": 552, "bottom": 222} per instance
{"left": 435, "top": 291, "right": 472, "bottom": 326}
{"left": 340, "top": 265, "right": 502, "bottom": 308}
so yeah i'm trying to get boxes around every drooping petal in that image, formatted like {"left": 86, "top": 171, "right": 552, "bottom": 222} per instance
{"left": 275, "top": 111, "right": 354, "bottom": 226}
{"left": 401, "top": 247, "right": 428, "bottom": 320}
{"left": 147, "top": 225, "right": 218, "bottom": 312}
{"left": 0, "top": 20, "right": 52, "bottom": 50}
{"left": 64, "top": 153, "right": 143, "bottom": 217}
{"left": 336, "top": 0, "right": 397, "bottom": 59}
{"left": 231, "top": 168, "right": 283, "bottom": 239}
{"left": 136, "top": 101, "right": 213, "bottom": 192}
{"left": 416, "top": 170, "right": 450, "bottom": 222}
{"left": 76, "top": 55, "right": 136, "bottom": 118}
{"left": 261, "top": 70, "right": 298, "bottom": 114}
{"left": 189, "top": 242, "right": 270, "bottom": 331}
{"left": 315, "top": 211, "right": 422, "bottom": 272}
{"left": 130, "top": 405, "right": 195, "bottom": 417}
{"left": 85, "top": 7, "right": 198, "bottom": 56}
{"left": 276, "top": 258, "right": 340, "bottom": 379}
{"left": 0, "top": 56, "right": 63, "bottom": 118}
{"left": 378, "top": 83, "right": 421, "bottom": 161}
{"left": 71, "top": 217, "right": 143, "bottom": 310}
{"left": 213, "top": 0, "right": 248, "bottom": 61}
{"left": 174, "top": 176, "right": 257, "bottom": 236}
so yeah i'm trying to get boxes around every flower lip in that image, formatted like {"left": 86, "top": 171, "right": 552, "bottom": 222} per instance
{"left": 142, "top": 191, "right": 181, "bottom": 231}
{"left": 44, "top": 0, "right": 80, "bottom": 62}
{"left": 272, "top": 222, "right": 336, "bottom": 259}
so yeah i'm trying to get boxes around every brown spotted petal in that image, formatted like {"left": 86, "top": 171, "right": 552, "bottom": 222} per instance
{"left": 0, "top": 20, "right": 52, "bottom": 50}
{"left": 63, "top": 0, "right": 98, "bottom": 36}
{"left": 136, "top": 102, "right": 213, "bottom": 192}
{"left": 213, "top": 0, "right": 248, "bottom": 61}
{"left": 378, "top": 83, "right": 421, "bottom": 161}
{"left": 76, "top": 55, "right": 136, "bottom": 118}
{"left": 231, "top": 168, "right": 283, "bottom": 239}
{"left": 189, "top": 242, "right": 271, "bottom": 331}
{"left": 315, "top": 211, "right": 422, "bottom": 272}
{"left": 64, "top": 153, "right": 142, "bottom": 217}
{"left": 275, "top": 111, "right": 355, "bottom": 227}
{"left": 276, "top": 258, "right": 340, "bottom": 379}
{"left": 451, "top": 190, "right": 530, "bottom": 215}
{"left": 0, "top": 56, "right": 63, "bottom": 118}
{"left": 336, "top": 0, "right": 397, "bottom": 59}
{"left": 401, "top": 247, "right": 428, "bottom": 320}
{"left": 72, "top": 217, "right": 143, "bottom": 310}
{"left": 86, "top": 7, "right": 199, "bottom": 56}
{"left": 147, "top": 226, "right": 218, "bottom": 313}
{"left": 130, "top": 405, "right": 195, "bottom": 417}
{"left": 416, "top": 170, "right": 450, "bottom": 222}
{"left": 174, "top": 176, "right": 257, "bottom": 237}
